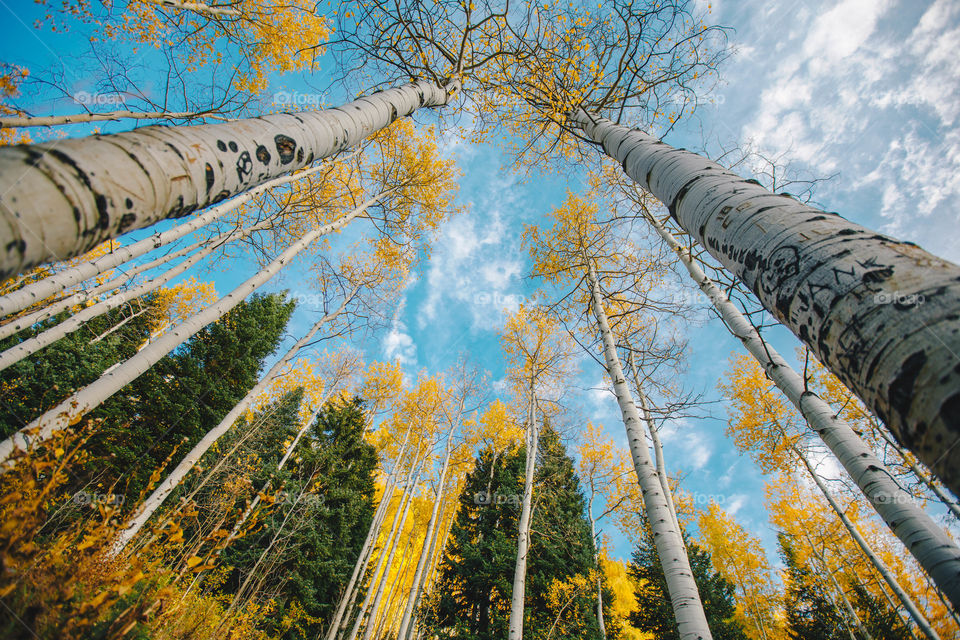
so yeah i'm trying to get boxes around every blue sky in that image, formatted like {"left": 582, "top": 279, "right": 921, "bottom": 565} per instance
{"left": 2, "top": 0, "right": 959, "bottom": 565}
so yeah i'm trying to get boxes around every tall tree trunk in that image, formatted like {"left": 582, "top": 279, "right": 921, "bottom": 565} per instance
{"left": 875, "top": 428, "right": 960, "bottom": 521}
{"left": 586, "top": 260, "right": 714, "bottom": 640}
{"left": 588, "top": 511, "right": 607, "bottom": 640}
{"left": 396, "top": 411, "right": 459, "bottom": 640}
{"left": 361, "top": 455, "right": 423, "bottom": 640}
{"left": 0, "top": 235, "right": 201, "bottom": 341}
{"left": 794, "top": 445, "right": 941, "bottom": 640}
{"left": 643, "top": 209, "right": 960, "bottom": 609}
{"left": 508, "top": 379, "right": 540, "bottom": 640}
{"left": 0, "top": 209, "right": 283, "bottom": 372}
{"left": 574, "top": 110, "right": 960, "bottom": 497}
{"left": 113, "top": 287, "right": 357, "bottom": 551}
{"left": 328, "top": 427, "right": 413, "bottom": 640}
{"left": 0, "top": 79, "right": 460, "bottom": 277}
{"left": 0, "top": 165, "right": 326, "bottom": 318}
{"left": 0, "top": 194, "right": 375, "bottom": 461}
{"left": 348, "top": 445, "right": 423, "bottom": 640}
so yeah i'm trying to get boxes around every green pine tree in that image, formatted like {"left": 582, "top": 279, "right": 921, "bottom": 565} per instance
{"left": 628, "top": 516, "right": 748, "bottom": 640}
{"left": 423, "top": 421, "right": 606, "bottom": 640}
{"left": 221, "top": 396, "right": 378, "bottom": 640}
{"left": 779, "top": 533, "right": 911, "bottom": 640}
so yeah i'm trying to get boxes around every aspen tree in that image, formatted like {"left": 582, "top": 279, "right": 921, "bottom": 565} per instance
{"left": 526, "top": 191, "right": 714, "bottom": 639}
{"left": 635, "top": 204, "right": 960, "bottom": 610}
{"left": 501, "top": 305, "right": 576, "bottom": 640}
{"left": 0, "top": 79, "right": 459, "bottom": 276}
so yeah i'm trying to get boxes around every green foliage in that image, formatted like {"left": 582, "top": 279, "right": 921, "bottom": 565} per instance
{"left": 0, "top": 292, "right": 295, "bottom": 500}
{"left": 423, "top": 421, "right": 604, "bottom": 640}
{"left": 221, "top": 396, "right": 379, "bottom": 640}
{"left": 778, "top": 534, "right": 911, "bottom": 640}
{"left": 628, "top": 517, "right": 748, "bottom": 640}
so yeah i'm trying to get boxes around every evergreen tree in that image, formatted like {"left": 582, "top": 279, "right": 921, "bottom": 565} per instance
{"left": 527, "top": 422, "right": 606, "bottom": 640}
{"left": 424, "top": 422, "right": 606, "bottom": 640}
{"left": 779, "top": 534, "right": 911, "bottom": 640}
{"left": 0, "top": 292, "right": 295, "bottom": 500}
{"left": 221, "top": 396, "right": 378, "bottom": 640}
{"left": 628, "top": 517, "right": 748, "bottom": 640}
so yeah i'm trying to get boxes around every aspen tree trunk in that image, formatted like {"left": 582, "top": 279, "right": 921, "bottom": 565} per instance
{"left": 575, "top": 111, "right": 960, "bottom": 496}
{"left": 408, "top": 477, "right": 453, "bottom": 639}
{"left": 113, "top": 288, "right": 357, "bottom": 551}
{"left": 0, "top": 210, "right": 283, "bottom": 372}
{"left": 327, "top": 433, "right": 411, "bottom": 640}
{"left": 143, "top": 0, "right": 241, "bottom": 16}
{"left": 0, "top": 111, "right": 220, "bottom": 128}
{"left": 0, "top": 236, "right": 202, "bottom": 341}
{"left": 586, "top": 260, "right": 714, "bottom": 640}
{"left": 587, "top": 509, "right": 607, "bottom": 640}
{"left": 0, "top": 79, "right": 460, "bottom": 277}
{"left": 644, "top": 210, "right": 960, "bottom": 609}
{"left": 348, "top": 446, "right": 422, "bottom": 640}
{"left": 875, "top": 428, "right": 960, "bottom": 521}
{"left": 361, "top": 457, "right": 423, "bottom": 640}
{"left": 396, "top": 413, "right": 459, "bottom": 640}
{"left": 0, "top": 194, "right": 374, "bottom": 461}
{"left": 381, "top": 537, "right": 416, "bottom": 640}
{"left": 794, "top": 446, "right": 940, "bottom": 639}
{"left": 805, "top": 531, "right": 873, "bottom": 640}
{"left": 508, "top": 380, "right": 540, "bottom": 640}
{"left": 0, "top": 165, "right": 326, "bottom": 318}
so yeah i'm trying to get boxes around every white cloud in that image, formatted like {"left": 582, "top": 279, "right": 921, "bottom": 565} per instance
{"left": 382, "top": 301, "right": 417, "bottom": 367}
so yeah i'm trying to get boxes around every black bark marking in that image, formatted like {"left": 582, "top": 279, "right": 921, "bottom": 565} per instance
{"left": 228, "top": 141, "right": 238, "bottom": 152}
{"left": 275, "top": 135, "right": 297, "bottom": 164}
{"left": 888, "top": 350, "right": 928, "bottom": 429}
{"left": 118, "top": 213, "right": 137, "bottom": 233}
{"left": 256, "top": 145, "right": 271, "bottom": 165}
{"left": 212, "top": 190, "right": 231, "bottom": 204}
{"left": 95, "top": 194, "right": 110, "bottom": 229}
{"left": 862, "top": 266, "right": 895, "bottom": 285}
{"left": 165, "top": 142, "right": 185, "bottom": 161}
{"left": 296, "top": 148, "right": 304, "bottom": 164}
{"left": 236, "top": 151, "right": 253, "bottom": 181}
{"left": 47, "top": 148, "right": 93, "bottom": 190}
{"left": 125, "top": 198, "right": 134, "bottom": 209}
{"left": 758, "top": 246, "right": 800, "bottom": 299}
{"left": 389, "top": 105, "right": 398, "bottom": 123}
{"left": 205, "top": 163, "right": 215, "bottom": 193}
{"left": 668, "top": 176, "right": 702, "bottom": 223}
{"left": 216, "top": 140, "right": 227, "bottom": 152}
{"left": 72, "top": 207, "right": 81, "bottom": 223}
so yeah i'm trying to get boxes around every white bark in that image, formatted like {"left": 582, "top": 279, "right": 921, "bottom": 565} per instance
{"left": 643, "top": 211, "right": 960, "bottom": 609}
{"left": 113, "top": 287, "right": 357, "bottom": 551}
{"left": 587, "top": 260, "right": 713, "bottom": 640}
{"left": 0, "top": 208, "right": 282, "bottom": 372}
{"left": 360, "top": 455, "right": 423, "bottom": 640}
{"left": 0, "top": 111, "right": 221, "bottom": 128}
{"left": 143, "top": 0, "right": 241, "bottom": 16}
{"left": 508, "top": 381, "right": 540, "bottom": 640}
{"left": 574, "top": 111, "right": 960, "bottom": 498}
{"left": 0, "top": 236, "right": 202, "bottom": 341}
{"left": 327, "top": 427, "right": 413, "bottom": 640}
{"left": 588, "top": 512, "right": 607, "bottom": 640}
{"left": 795, "top": 446, "right": 941, "bottom": 640}
{"left": 0, "top": 165, "right": 326, "bottom": 319}
{"left": 396, "top": 413, "right": 459, "bottom": 640}
{"left": 347, "top": 446, "right": 422, "bottom": 640}
{"left": 0, "top": 195, "right": 372, "bottom": 462}
{"left": 0, "top": 79, "right": 459, "bottom": 277}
